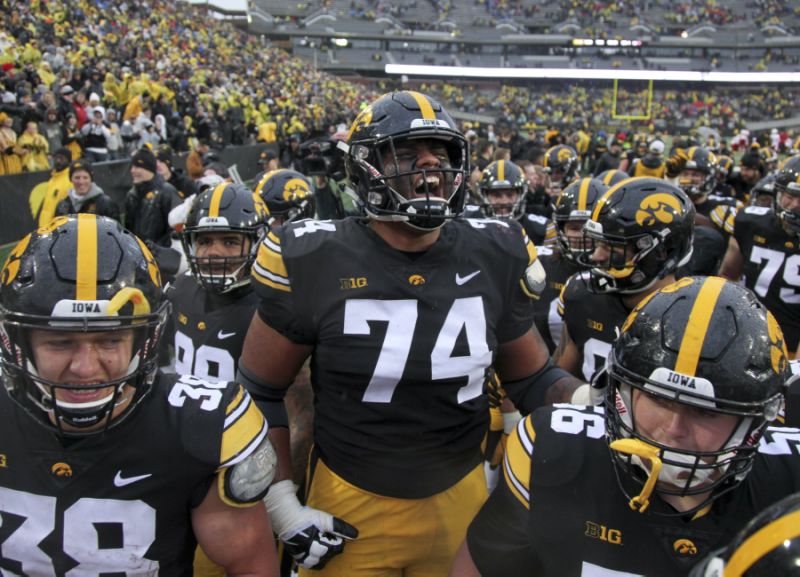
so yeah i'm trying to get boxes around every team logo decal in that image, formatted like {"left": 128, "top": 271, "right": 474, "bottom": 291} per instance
{"left": 673, "top": 538, "right": 698, "bottom": 556}
{"left": 635, "top": 193, "right": 683, "bottom": 226}
{"left": 408, "top": 274, "right": 426, "bottom": 286}
{"left": 1, "top": 233, "right": 32, "bottom": 286}
{"left": 557, "top": 147, "right": 573, "bottom": 163}
{"left": 767, "top": 312, "right": 789, "bottom": 374}
{"left": 51, "top": 462, "right": 73, "bottom": 477}
{"left": 347, "top": 106, "right": 373, "bottom": 142}
{"left": 283, "top": 178, "right": 311, "bottom": 201}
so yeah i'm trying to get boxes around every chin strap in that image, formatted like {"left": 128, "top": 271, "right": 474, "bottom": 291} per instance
{"left": 609, "top": 438, "right": 663, "bottom": 513}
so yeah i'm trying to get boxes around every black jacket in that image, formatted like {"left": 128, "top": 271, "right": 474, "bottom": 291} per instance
{"left": 55, "top": 187, "right": 120, "bottom": 221}
{"left": 124, "top": 175, "right": 182, "bottom": 246}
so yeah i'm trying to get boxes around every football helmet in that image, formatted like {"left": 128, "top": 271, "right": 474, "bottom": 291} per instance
{"left": 689, "top": 492, "right": 800, "bottom": 577}
{"left": 254, "top": 169, "right": 315, "bottom": 226}
{"left": 715, "top": 155, "right": 734, "bottom": 179}
{"left": 597, "top": 169, "right": 630, "bottom": 187}
{"left": 602, "top": 277, "right": 787, "bottom": 516}
{"left": 577, "top": 177, "right": 694, "bottom": 294}
{"left": 553, "top": 177, "right": 608, "bottom": 264}
{"left": 749, "top": 174, "right": 777, "bottom": 208}
{"left": 678, "top": 146, "right": 718, "bottom": 198}
{"left": 182, "top": 182, "right": 269, "bottom": 294}
{"left": 0, "top": 215, "right": 169, "bottom": 436}
{"left": 543, "top": 144, "right": 579, "bottom": 192}
{"left": 343, "top": 91, "right": 469, "bottom": 231}
{"left": 775, "top": 155, "right": 800, "bottom": 235}
{"left": 478, "top": 159, "right": 528, "bottom": 220}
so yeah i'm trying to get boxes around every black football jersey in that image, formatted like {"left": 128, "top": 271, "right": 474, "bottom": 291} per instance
{"left": 467, "top": 405, "right": 800, "bottom": 577}
{"left": 463, "top": 204, "right": 556, "bottom": 247}
{"left": 558, "top": 272, "right": 632, "bottom": 381}
{"left": 0, "top": 373, "right": 267, "bottom": 575}
{"left": 734, "top": 206, "right": 800, "bottom": 354}
{"left": 251, "top": 217, "right": 539, "bottom": 498}
{"left": 533, "top": 246, "right": 580, "bottom": 353}
{"left": 165, "top": 273, "right": 258, "bottom": 382}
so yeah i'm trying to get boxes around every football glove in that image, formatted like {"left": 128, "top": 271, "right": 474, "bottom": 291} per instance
{"left": 488, "top": 409, "right": 522, "bottom": 469}
{"left": 263, "top": 480, "right": 358, "bottom": 570}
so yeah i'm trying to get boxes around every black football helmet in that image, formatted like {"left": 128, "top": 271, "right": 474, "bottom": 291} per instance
{"left": 775, "top": 155, "right": 800, "bottom": 236}
{"left": 254, "top": 169, "right": 315, "bottom": 226}
{"left": 577, "top": 177, "right": 695, "bottom": 294}
{"left": 715, "top": 155, "right": 734, "bottom": 180}
{"left": 576, "top": 177, "right": 695, "bottom": 293}
{"left": 689, "top": 492, "right": 800, "bottom": 577}
{"left": 749, "top": 174, "right": 778, "bottom": 208}
{"left": 678, "top": 146, "right": 718, "bottom": 199}
{"left": 478, "top": 159, "right": 528, "bottom": 220}
{"left": 543, "top": 144, "right": 579, "bottom": 193}
{"left": 0, "top": 215, "right": 169, "bottom": 436}
{"left": 597, "top": 169, "right": 630, "bottom": 187}
{"left": 182, "top": 182, "right": 269, "bottom": 294}
{"left": 601, "top": 277, "right": 787, "bottom": 516}
{"left": 553, "top": 177, "right": 608, "bottom": 264}
{"left": 343, "top": 91, "right": 469, "bottom": 231}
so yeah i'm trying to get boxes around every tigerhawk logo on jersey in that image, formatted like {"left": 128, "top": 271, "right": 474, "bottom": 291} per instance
{"left": 408, "top": 274, "right": 426, "bottom": 286}
{"left": 340, "top": 277, "right": 368, "bottom": 290}
{"left": 51, "top": 462, "right": 73, "bottom": 477}
{"left": 0, "top": 454, "right": 7, "bottom": 468}
{"left": 585, "top": 521, "right": 622, "bottom": 545}
{"left": 673, "top": 539, "right": 698, "bottom": 556}
{"left": 635, "top": 194, "right": 683, "bottom": 226}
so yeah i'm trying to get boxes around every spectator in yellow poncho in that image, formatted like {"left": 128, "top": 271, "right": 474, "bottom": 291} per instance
{"left": 17, "top": 121, "right": 50, "bottom": 172}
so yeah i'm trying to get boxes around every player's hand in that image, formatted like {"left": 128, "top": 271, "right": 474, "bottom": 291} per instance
{"left": 263, "top": 479, "right": 358, "bottom": 570}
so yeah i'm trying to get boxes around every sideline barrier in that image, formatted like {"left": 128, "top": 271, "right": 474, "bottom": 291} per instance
{"left": 0, "top": 143, "right": 276, "bottom": 247}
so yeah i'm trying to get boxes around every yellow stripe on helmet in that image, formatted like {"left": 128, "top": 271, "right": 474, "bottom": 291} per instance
{"left": 674, "top": 276, "right": 727, "bottom": 375}
{"left": 498, "top": 160, "right": 505, "bottom": 182}
{"left": 578, "top": 177, "right": 591, "bottom": 212}
{"left": 724, "top": 509, "right": 800, "bottom": 577}
{"left": 209, "top": 182, "right": 228, "bottom": 218}
{"left": 75, "top": 214, "right": 98, "bottom": 301}
{"left": 407, "top": 91, "right": 435, "bottom": 120}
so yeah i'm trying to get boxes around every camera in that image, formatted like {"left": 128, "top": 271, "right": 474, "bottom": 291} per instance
{"left": 298, "top": 137, "right": 345, "bottom": 180}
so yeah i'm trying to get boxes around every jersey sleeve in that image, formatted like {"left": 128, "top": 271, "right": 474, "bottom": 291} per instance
{"left": 497, "top": 227, "right": 542, "bottom": 343}
{"left": 251, "top": 229, "right": 315, "bottom": 344}
{"left": 466, "top": 415, "right": 542, "bottom": 576}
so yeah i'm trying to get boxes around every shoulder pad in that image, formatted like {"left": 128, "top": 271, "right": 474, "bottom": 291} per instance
{"left": 252, "top": 230, "right": 291, "bottom": 294}
{"left": 743, "top": 206, "right": 772, "bottom": 216}
{"left": 535, "top": 245, "right": 555, "bottom": 258}
{"left": 758, "top": 426, "right": 800, "bottom": 457}
{"left": 281, "top": 218, "right": 341, "bottom": 254}
{"left": 502, "top": 414, "right": 536, "bottom": 510}
{"left": 459, "top": 218, "right": 531, "bottom": 261}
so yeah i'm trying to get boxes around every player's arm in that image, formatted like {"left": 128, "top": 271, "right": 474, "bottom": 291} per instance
{"left": 552, "top": 320, "right": 581, "bottom": 378}
{"left": 719, "top": 235, "right": 744, "bottom": 281}
{"left": 496, "top": 327, "right": 584, "bottom": 412}
{"left": 192, "top": 476, "right": 279, "bottom": 577}
{"left": 449, "top": 542, "right": 482, "bottom": 577}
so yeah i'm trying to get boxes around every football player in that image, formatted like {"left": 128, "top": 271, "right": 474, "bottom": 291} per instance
{"left": 254, "top": 168, "right": 316, "bottom": 229}
{"left": 0, "top": 215, "right": 278, "bottom": 574}
{"left": 165, "top": 182, "right": 268, "bottom": 383}
{"left": 471, "top": 159, "right": 555, "bottom": 246}
{"left": 542, "top": 144, "right": 580, "bottom": 197}
{"left": 451, "top": 277, "right": 800, "bottom": 576}
{"left": 720, "top": 155, "right": 800, "bottom": 358}
{"left": 676, "top": 146, "right": 741, "bottom": 237}
{"left": 237, "top": 91, "right": 583, "bottom": 576}
{"left": 689, "top": 492, "right": 800, "bottom": 577}
{"left": 555, "top": 177, "right": 695, "bottom": 382}
{"left": 534, "top": 177, "right": 607, "bottom": 353}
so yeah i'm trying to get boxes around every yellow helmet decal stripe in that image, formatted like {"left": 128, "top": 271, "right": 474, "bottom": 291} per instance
{"left": 407, "top": 91, "right": 435, "bottom": 120}
{"left": 578, "top": 177, "right": 591, "bottom": 212}
{"left": 724, "top": 509, "right": 800, "bottom": 577}
{"left": 674, "top": 276, "right": 726, "bottom": 375}
{"left": 209, "top": 182, "right": 227, "bottom": 218}
{"left": 75, "top": 214, "right": 98, "bottom": 301}
{"left": 602, "top": 170, "right": 616, "bottom": 185}
{"left": 688, "top": 147, "right": 698, "bottom": 161}
{"left": 591, "top": 177, "right": 638, "bottom": 221}
{"left": 498, "top": 160, "right": 505, "bottom": 182}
